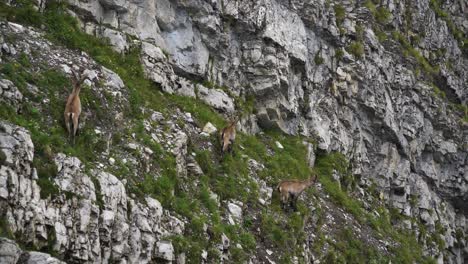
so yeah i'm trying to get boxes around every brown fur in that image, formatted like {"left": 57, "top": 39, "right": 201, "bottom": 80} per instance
{"left": 220, "top": 117, "right": 238, "bottom": 153}
{"left": 277, "top": 174, "right": 318, "bottom": 211}
{"left": 64, "top": 71, "right": 86, "bottom": 144}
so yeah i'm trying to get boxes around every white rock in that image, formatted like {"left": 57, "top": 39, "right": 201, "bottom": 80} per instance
{"left": 201, "top": 250, "right": 208, "bottom": 260}
{"left": 202, "top": 122, "right": 217, "bottom": 134}
{"left": 127, "top": 143, "right": 138, "bottom": 150}
{"left": 7, "top": 22, "right": 25, "bottom": 33}
{"left": 200, "top": 132, "right": 210, "bottom": 137}
{"left": 227, "top": 202, "right": 242, "bottom": 223}
{"left": 275, "top": 141, "right": 284, "bottom": 149}
{"left": 0, "top": 238, "right": 22, "bottom": 263}
{"left": 101, "top": 66, "right": 125, "bottom": 90}
{"left": 108, "top": 157, "right": 115, "bottom": 165}
{"left": 144, "top": 147, "right": 153, "bottom": 155}
{"left": 61, "top": 64, "right": 72, "bottom": 74}
{"left": 23, "top": 251, "right": 66, "bottom": 264}
{"left": 221, "top": 233, "right": 230, "bottom": 250}
{"left": 151, "top": 112, "right": 165, "bottom": 122}
{"left": 101, "top": 27, "right": 128, "bottom": 53}
{"left": 196, "top": 85, "right": 235, "bottom": 113}
{"left": 184, "top": 112, "right": 194, "bottom": 123}
{"left": 155, "top": 241, "right": 174, "bottom": 261}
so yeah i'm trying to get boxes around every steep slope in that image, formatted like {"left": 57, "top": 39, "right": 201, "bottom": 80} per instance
{"left": 0, "top": 0, "right": 467, "bottom": 264}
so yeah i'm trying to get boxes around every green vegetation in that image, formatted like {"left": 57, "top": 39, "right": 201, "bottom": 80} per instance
{"left": 392, "top": 31, "right": 439, "bottom": 74}
{"left": 364, "top": 1, "right": 391, "bottom": 24}
{"left": 373, "top": 26, "right": 387, "bottom": 42}
{"left": 364, "top": 0, "right": 377, "bottom": 14}
{"left": 0, "top": 217, "right": 14, "bottom": 239}
{"left": 429, "top": 0, "right": 467, "bottom": 55}
{"left": 91, "top": 177, "right": 104, "bottom": 209}
{"left": 0, "top": 0, "right": 42, "bottom": 27}
{"left": 347, "top": 41, "right": 364, "bottom": 59}
{"left": 335, "top": 48, "right": 344, "bottom": 61}
{"left": 430, "top": 83, "right": 446, "bottom": 99}
{"left": 260, "top": 209, "right": 305, "bottom": 254}
{"left": 34, "top": 155, "right": 60, "bottom": 199}
{"left": 0, "top": 149, "right": 6, "bottom": 166}
{"left": 44, "top": 227, "right": 59, "bottom": 257}
{"left": 313, "top": 152, "right": 436, "bottom": 263}
{"left": 355, "top": 24, "right": 364, "bottom": 40}
{"left": 314, "top": 52, "right": 324, "bottom": 65}
{"left": 325, "top": 228, "right": 390, "bottom": 263}
{"left": 375, "top": 7, "right": 391, "bottom": 24}
{"left": 334, "top": 4, "right": 346, "bottom": 26}
{"left": 458, "top": 105, "right": 468, "bottom": 123}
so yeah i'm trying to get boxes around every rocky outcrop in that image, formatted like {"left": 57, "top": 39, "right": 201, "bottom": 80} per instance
{"left": 0, "top": 118, "right": 184, "bottom": 263}
{"left": 0, "top": 238, "right": 65, "bottom": 264}
{"left": 0, "top": 79, "right": 22, "bottom": 112}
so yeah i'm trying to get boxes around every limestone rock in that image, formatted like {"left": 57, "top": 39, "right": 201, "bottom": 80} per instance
{"left": 202, "top": 122, "right": 217, "bottom": 134}
{"left": 0, "top": 238, "right": 22, "bottom": 264}
{"left": 196, "top": 85, "right": 235, "bottom": 113}
{"left": 0, "top": 79, "right": 22, "bottom": 111}
{"left": 101, "top": 27, "right": 128, "bottom": 53}
{"left": 227, "top": 201, "right": 243, "bottom": 224}
{"left": 155, "top": 241, "right": 175, "bottom": 262}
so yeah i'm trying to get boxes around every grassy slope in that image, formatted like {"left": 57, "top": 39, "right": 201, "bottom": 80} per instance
{"left": 0, "top": 1, "right": 440, "bottom": 263}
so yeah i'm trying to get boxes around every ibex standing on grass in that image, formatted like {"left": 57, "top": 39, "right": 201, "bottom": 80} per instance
{"left": 220, "top": 116, "right": 239, "bottom": 154}
{"left": 64, "top": 70, "right": 86, "bottom": 144}
{"left": 277, "top": 174, "right": 318, "bottom": 211}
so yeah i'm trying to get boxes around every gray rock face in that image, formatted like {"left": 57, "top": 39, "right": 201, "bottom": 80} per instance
{"left": 154, "top": 241, "right": 175, "bottom": 262}
{"left": 0, "top": 238, "right": 65, "bottom": 264}
{"left": 20, "top": 251, "right": 66, "bottom": 264}
{"left": 0, "top": 238, "right": 22, "bottom": 264}
{"left": 140, "top": 41, "right": 197, "bottom": 98}
{"left": 100, "top": 27, "right": 128, "bottom": 53}
{"left": 227, "top": 201, "right": 243, "bottom": 224}
{"left": 54, "top": 153, "right": 96, "bottom": 201}
{"left": 0, "top": 79, "right": 22, "bottom": 111}
{"left": 196, "top": 85, "right": 235, "bottom": 113}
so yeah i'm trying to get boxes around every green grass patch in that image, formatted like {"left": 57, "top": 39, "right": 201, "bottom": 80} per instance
{"left": 364, "top": 1, "right": 391, "bottom": 24}
{"left": 0, "top": 217, "right": 14, "bottom": 239}
{"left": 0, "top": 0, "right": 43, "bottom": 27}
{"left": 374, "top": 26, "right": 388, "bottom": 42}
{"left": 375, "top": 7, "right": 391, "bottom": 24}
{"left": 392, "top": 31, "right": 439, "bottom": 74}
{"left": 430, "top": 83, "right": 446, "bottom": 98}
{"left": 314, "top": 52, "right": 324, "bottom": 65}
{"left": 335, "top": 49, "right": 344, "bottom": 61}
{"left": 314, "top": 152, "right": 435, "bottom": 263}
{"left": 429, "top": 0, "right": 467, "bottom": 56}
{"left": 329, "top": 228, "right": 391, "bottom": 263}
{"left": 334, "top": 4, "right": 346, "bottom": 26}
{"left": 347, "top": 41, "right": 365, "bottom": 58}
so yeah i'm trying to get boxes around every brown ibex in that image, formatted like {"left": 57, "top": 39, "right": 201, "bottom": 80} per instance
{"left": 277, "top": 174, "right": 318, "bottom": 211}
{"left": 220, "top": 116, "right": 239, "bottom": 154}
{"left": 64, "top": 70, "right": 86, "bottom": 144}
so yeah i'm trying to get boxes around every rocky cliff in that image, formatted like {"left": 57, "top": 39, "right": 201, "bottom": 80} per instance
{"left": 0, "top": 0, "right": 467, "bottom": 263}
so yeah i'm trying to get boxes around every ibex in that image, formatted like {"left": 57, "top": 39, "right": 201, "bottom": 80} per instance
{"left": 220, "top": 116, "right": 239, "bottom": 154}
{"left": 277, "top": 174, "right": 318, "bottom": 211}
{"left": 64, "top": 70, "right": 86, "bottom": 144}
